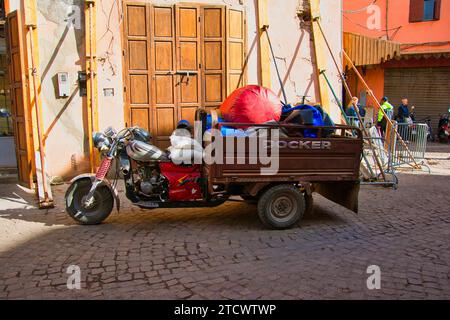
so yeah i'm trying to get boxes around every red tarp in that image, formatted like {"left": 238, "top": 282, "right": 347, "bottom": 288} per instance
{"left": 220, "top": 85, "right": 282, "bottom": 127}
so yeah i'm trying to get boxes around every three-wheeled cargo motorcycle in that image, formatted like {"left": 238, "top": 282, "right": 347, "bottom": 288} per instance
{"left": 65, "top": 109, "right": 363, "bottom": 229}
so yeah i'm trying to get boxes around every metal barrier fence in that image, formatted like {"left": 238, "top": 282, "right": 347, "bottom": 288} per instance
{"left": 391, "top": 122, "right": 429, "bottom": 169}
{"left": 346, "top": 117, "right": 429, "bottom": 187}
{"left": 346, "top": 118, "right": 428, "bottom": 166}
{"left": 345, "top": 113, "right": 429, "bottom": 188}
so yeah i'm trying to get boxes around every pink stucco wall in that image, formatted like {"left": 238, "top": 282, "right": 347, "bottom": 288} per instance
{"left": 343, "top": 0, "right": 450, "bottom": 53}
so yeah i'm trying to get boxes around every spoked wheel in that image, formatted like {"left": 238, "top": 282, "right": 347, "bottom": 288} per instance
{"left": 65, "top": 179, "right": 114, "bottom": 225}
{"left": 257, "top": 184, "right": 305, "bottom": 229}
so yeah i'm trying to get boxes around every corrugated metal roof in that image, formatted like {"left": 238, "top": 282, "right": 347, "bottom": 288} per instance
{"left": 343, "top": 32, "right": 401, "bottom": 67}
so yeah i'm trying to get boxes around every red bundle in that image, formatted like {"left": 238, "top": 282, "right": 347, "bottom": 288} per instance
{"left": 220, "top": 85, "right": 282, "bottom": 127}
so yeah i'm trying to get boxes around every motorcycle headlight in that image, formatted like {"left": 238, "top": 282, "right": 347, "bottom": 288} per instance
{"left": 93, "top": 132, "right": 111, "bottom": 152}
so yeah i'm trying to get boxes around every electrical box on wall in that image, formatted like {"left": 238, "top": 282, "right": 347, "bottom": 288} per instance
{"left": 57, "top": 72, "right": 70, "bottom": 98}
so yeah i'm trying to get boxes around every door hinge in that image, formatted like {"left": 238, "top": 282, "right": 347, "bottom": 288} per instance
{"left": 198, "top": 16, "right": 201, "bottom": 22}
{"left": 123, "top": 50, "right": 126, "bottom": 57}
{"left": 124, "top": 86, "right": 127, "bottom": 92}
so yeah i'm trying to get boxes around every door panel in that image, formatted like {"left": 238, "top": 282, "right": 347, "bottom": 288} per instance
{"left": 180, "top": 74, "right": 199, "bottom": 103}
{"left": 178, "top": 7, "right": 198, "bottom": 38}
{"left": 204, "top": 74, "right": 223, "bottom": 102}
{"left": 176, "top": 4, "right": 201, "bottom": 133}
{"left": 7, "top": 11, "right": 34, "bottom": 188}
{"left": 131, "top": 108, "right": 150, "bottom": 133}
{"left": 155, "top": 75, "right": 174, "bottom": 104}
{"left": 151, "top": 5, "right": 177, "bottom": 148}
{"left": 153, "top": 7, "right": 173, "bottom": 37}
{"left": 154, "top": 41, "right": 173, "bottom": 70}
{"left": 129, "top": 41, "right": 148, "bottom": 70}
{"left": 123, "top": 4, "right": 152, "bottom": 135}
{"left": 202, "top": 6, "right": 226, "bottom": 109}
{"left": 130, "top": 74, "right": 149, "bottom": 104}
{"left": 156, "top": 108, "right": 175, "bottom": 136}
{"left": 204, "top": 8, "right": 222, "bottom": 37}
{"left": 127, "top": 6, "right": 147, "bottom": 36}
{"left": 181, "top": 107, "right": 198, "bottom": 125}
{"left": 179, "top": 42, "right": 198, "bottom": 70}
{"left": 204, "top": 42, "right": 222, "bottom": 70}
{"left": 227, "top": 8, "right": 246, "bottom": 95}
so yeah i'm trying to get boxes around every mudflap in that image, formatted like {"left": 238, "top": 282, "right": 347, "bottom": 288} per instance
{"left": 67, "top": 174, "right": 121, "bottom": 212}
{"left": 313, "top": 181, "right": 360, "bottom": 213}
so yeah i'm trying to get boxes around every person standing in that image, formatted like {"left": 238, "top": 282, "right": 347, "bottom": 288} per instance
{"left": 345, "top": 97, "right": 359, "bottom": 127}
{"left": 397, "top": 97, "right": 412, "bottom": 139}
{"left": 377, "top": 96, "right": 394, "bottom": 135}
{"left": 397, "top": 98, "right": 411, "bottom": 123}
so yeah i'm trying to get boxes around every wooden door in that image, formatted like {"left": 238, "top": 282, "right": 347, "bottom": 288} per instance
{"left": 123, "top": 3, "right": 246, "bottom": 147}
{"left": 7, "top": 11, "right": 34, "bottom": 188}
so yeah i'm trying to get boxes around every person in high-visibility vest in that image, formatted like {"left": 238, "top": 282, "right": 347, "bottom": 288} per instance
{"left": 377, "top": 96, "right": 394, "bottom": 135}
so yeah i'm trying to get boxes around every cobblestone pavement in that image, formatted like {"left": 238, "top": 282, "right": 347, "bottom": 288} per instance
{"left": 0, "top": 144, "right": 449, "bottom": 299}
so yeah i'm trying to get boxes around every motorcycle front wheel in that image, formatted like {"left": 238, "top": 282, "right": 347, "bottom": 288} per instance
{"left": 65, "top": 179, "right": 114, "bottom": 225}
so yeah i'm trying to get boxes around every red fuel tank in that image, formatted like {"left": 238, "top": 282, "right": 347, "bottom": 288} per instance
{"left": 159, "top": 163, "right": 203, "bottom": 201}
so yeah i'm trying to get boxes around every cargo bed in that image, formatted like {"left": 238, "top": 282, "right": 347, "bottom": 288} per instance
{"left": 202, "top": 116, "right": 363, "bottom": 214}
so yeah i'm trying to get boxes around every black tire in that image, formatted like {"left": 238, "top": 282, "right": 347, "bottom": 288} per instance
{"left": 257, "top": 184, "right": 305, "bottom": 229}
{"left": 303, "top": 193, "right": 314, "bottom": 217}
{"left": 65, "top": 179, "right": 114, "bottom": 225}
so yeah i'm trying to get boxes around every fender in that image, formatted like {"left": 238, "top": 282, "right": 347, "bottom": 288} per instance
{"left": 69, "top": 174, "right": 121, "bottom": 211}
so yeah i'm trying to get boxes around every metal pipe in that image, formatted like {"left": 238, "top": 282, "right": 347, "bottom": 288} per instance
{"left": 27, "top": 25, "right": 50, "bottom": 204}
{"left": 320, "top": 70, "right": 349, "bottom": 124}
{"left": 386, "top": 0, "right": 390, "bottom": 40}
{"left": 88, "top": 2, "right": 96, "bottom": 173}
{"left": 262, "top": 25, "right": 288, "bottom": 104}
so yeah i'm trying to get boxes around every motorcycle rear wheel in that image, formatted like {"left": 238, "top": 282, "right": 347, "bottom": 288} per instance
{"left": 66, "top": 179, "right": 114, "bottom": 225}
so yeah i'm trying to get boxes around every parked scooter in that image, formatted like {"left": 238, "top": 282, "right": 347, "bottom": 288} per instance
{"left": 438, "top": 114, "right": 449, "bottom": 143}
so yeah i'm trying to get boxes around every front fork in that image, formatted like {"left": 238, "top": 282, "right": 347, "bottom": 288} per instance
{"left": 83, "top": 157, "right": 113, "bottom": 207}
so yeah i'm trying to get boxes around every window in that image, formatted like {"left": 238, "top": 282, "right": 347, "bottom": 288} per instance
{"left": 409, "top": 0, "right": 441, "bottom": 22}
{"left": 423, "top": 0, "right": 436, "bottom": 21}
